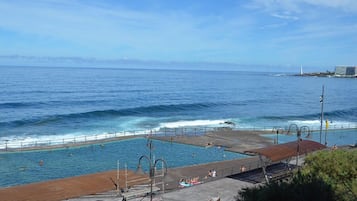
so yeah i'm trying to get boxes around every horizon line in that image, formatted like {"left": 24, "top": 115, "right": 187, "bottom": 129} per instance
{"left": 0, "top": 55, "right": 335, "bottom": 73}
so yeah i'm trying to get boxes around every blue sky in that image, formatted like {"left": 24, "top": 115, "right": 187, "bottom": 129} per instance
{"left": 0, "top": 0, "right": 357, "bottom": 71}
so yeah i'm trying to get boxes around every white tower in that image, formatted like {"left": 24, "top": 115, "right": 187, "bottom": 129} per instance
{"left": 300, "top": 65, "right": 303, "bottom": 75}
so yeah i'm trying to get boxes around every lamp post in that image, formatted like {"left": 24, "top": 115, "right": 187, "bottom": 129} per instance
{"left": 324, "top": 119, "right": 329, "bottom": 146}
{"left": 287, "top": 124, "right": 311, "bottom": 166}
{"left": 319, "top": 85, "right": 324, "bottom": 144}
{"left": 274, "top": 127, "right": 284, "bottom": 144}
{"left": 296, "top": 130, "right": 301, "bottom": 166}
{"left": 136, "top": 138, "right": 167, "bottom": 201}
{"left": 300, "top": 126, "right": 311, "bottom": 138}
{"left": 4, "top": 140, "right": 9, "bottom": 151}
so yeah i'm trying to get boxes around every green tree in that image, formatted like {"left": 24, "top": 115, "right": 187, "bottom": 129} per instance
{"left": 235, "top": 173, "right": 336, "bottom": 201}
{"left": 301, "top": 149, "right": 357, "bottom": 201}
{"left": 235, "top": 149, "right": 357, "bottom": 201}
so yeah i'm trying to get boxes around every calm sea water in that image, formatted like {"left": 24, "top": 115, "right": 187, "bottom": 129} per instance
{"left": 0, "top": 66, "right": 356, "bottom": 146}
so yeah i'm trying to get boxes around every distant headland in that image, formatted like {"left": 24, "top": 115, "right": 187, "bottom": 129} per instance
{"left": 295, "top": 66, "right": 357, "bottom": 78}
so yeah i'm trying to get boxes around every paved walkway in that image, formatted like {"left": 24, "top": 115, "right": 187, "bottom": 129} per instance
{"left": 67, "top": 177, "right": 255, "bottom": 201}
{"left": 66, "top": 157, "right": 262, "bottom": 201}
{"left": 128, "top": 178, "right": 255, "bottom": 201}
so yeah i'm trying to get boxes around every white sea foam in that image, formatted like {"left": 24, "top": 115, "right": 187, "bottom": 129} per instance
{"left": 288, "top": 120, "right": 321, "bottom": 125}
{"left": 288, "top": 119, "right": 357, "bottom": 130}
{"left": 272, "top": 73, "right": 287, "bottom": 77}
{"left": 0, "top": 130, "right": 146, "bottom": 149}
{"left": 1, "top": 118, "right": 355, "bottom": 150}
{"left": 323, "top": 120, "right": 357, "bottom": 129}
{"left": 158, "top": 119, "right": 230, "bottom": 129}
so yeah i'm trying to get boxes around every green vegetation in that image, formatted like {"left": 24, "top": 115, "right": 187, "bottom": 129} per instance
{"left": 302, "top": 149, "right": 357, "bottom": 201}
{"left": 235, "top": 149, "right": 357, "bottom": 201}
{"left": 235, "top": 173, "right": 336, "bottom": 201}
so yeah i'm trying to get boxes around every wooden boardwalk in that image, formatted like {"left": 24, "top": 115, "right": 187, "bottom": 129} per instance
{"left": 0, "top": 170, "right": 149, "bottom": 201}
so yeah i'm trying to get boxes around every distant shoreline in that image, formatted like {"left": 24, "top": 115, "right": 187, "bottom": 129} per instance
{"left": 293, "top": 71, "right": 334, "bottom": 77}
{"left": 293, "top": 71, "right": 356, "bottom": 78}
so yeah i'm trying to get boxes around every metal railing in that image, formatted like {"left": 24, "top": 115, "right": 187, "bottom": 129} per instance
{"left": 0, "top": 127, "right": 219, "bottom": 151}
{"left": 1, "top": 124, "right": 356, "bottom": 151}
{"left": 160, "top": 159, "right": 262, "bottom": 193}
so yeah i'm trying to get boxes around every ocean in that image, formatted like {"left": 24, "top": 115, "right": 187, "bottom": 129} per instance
{"left": 0, "top": 66, "right": 356, "bottom": 147}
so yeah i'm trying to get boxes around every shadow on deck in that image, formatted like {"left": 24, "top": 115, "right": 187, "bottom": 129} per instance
{"left": 228, "top": 162, "right": 296, "bottom": 184}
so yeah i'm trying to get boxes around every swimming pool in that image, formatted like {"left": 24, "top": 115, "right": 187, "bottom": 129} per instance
{"left": 0, "top": 138, "right": 248, "bottom": 188}
{"left": 263, "top": 129, "right": 357, "bottom": 146}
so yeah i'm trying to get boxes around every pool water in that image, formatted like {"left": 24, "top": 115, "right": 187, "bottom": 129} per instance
{"left": 264, "top": 129, "right": 357, "bottom": 146}
{"left": 0, "top": 138, "right": 248, "bottom": 188}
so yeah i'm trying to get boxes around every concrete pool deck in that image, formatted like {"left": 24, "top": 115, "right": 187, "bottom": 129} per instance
{"left": 0, "top": 170, "right": 149, "bottom": 201}
{"left": 153, "top": 130, "right": 274, "bottom": 153}
{"left": 65, "top": 156, "right": 262, "bottom": 201}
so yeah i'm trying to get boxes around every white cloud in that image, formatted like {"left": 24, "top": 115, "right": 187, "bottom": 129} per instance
{"left": 0, "top": 1, "right": 160, "bottom": 44}
{"left": 0, "top": 1, "right": 225, "bottom": 60}
{"left": 302, "top": 0, "right": 357, "bottom": 12}
{"left": 249, "top": 0, "right": 357, "bottom": 41}
{"left": 1, "top": 0, "right": 356, "bottom": 66}
{"left": 249, "top": 0, "right": 301, "bottom": 13}
{"left": 0, "top": 1, "right": 262, "bottom": 63}
{"left": 260, "top": 22, "right": 288, "bottom": 29}
{"left": 251, "top": 0, "right": 357, "bottom": 13}
{"left": 271, "top": 13, "right": 299, "bottom": 20}
{"left": 272, "top": 22, "right": 357, "bottom": 47}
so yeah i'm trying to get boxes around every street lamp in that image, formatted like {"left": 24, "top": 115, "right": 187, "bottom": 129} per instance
{"left": 4, "top": 140, "right": 9, "bottom": 151}
{"left": 287, "top": 124, "right": 311, "bottom": 166}
{"left": 136, "top": 138, "right": 167, "bottom": 201}
{"left": 287, "top": 124, "right": 311, "bottom": 138}
{"left": 300, "top": 126, "right": 311, "bottom": 138}
{"left": 319, "top": 85, "right": 325, "bottom": 144}
{"left": 274, "top": 127, "right": 284, "bottom": 144}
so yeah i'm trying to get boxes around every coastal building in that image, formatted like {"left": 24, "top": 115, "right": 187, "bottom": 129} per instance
{"left": 335, "top": 66, "right": 357, "bottom": 77}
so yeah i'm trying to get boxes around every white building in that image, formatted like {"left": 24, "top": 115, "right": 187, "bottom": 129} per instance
{"left": 335, "top": 66, "right": 357, "bottom": 77}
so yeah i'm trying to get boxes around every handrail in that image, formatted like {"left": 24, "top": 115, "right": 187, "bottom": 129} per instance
{"left": 1, "top": 124, "right": 356, "bottom": 151}
{"left": 0, "top": 127, "right": 217, "bottom": 151}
